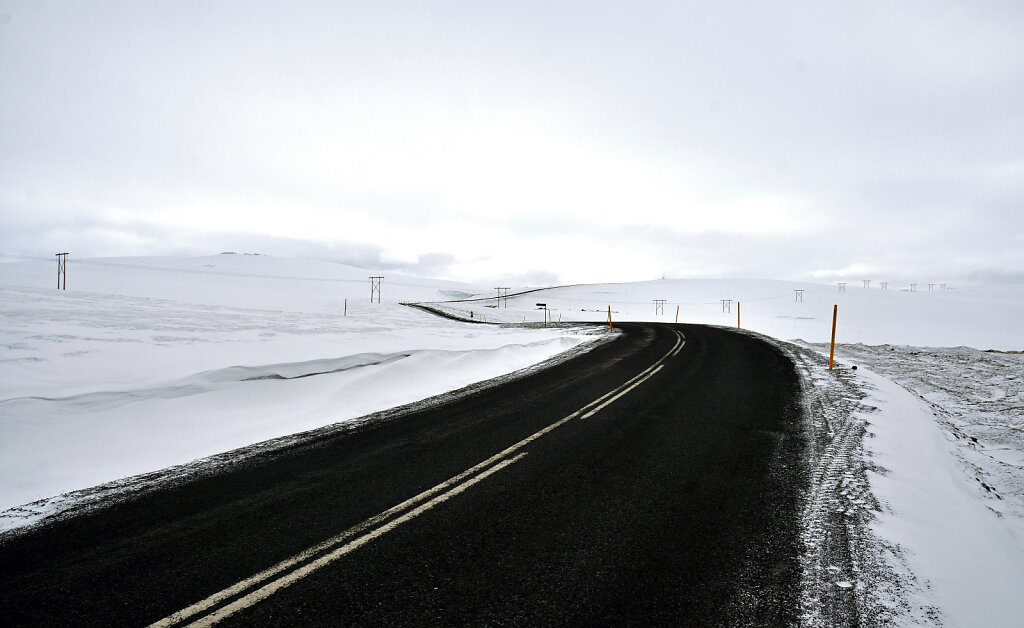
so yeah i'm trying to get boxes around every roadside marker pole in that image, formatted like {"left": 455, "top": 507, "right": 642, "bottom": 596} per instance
{"left": 344, "top": 299, "right": 347, "bottom": 317}
{"left": 675, "top": 305, "right": 679, "bottom": 324}
{"left": 737, "top": 302, "right": 741, "bottom": 329}
{"left": 608, "top": 305, "right": 613, "bottom": 332}
{"left": 829, "top": 305, "right": 838, "bottom": 370}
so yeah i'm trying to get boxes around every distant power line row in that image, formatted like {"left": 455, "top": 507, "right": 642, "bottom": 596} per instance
{"left": 836, "top": 281, "right": 950, "bottom": 292}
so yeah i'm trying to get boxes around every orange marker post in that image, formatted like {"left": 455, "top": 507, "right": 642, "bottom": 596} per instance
{"left": 675, "top": 305, "right": 679, "bottom": 324}
{"left": 829, "top": 304, "right": 838, "bottom": 370}
{"left": 608, "top": 305, "right": 613, "bottom": 332}
{"left": 737, "top": 301, "right": 741, "bottom": 329}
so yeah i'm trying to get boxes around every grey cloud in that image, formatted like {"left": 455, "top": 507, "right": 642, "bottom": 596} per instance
{"left": 2, "top": 2, "right": 1023, "bottom": 285}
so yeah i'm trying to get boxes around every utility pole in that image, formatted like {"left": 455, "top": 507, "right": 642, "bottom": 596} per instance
{"left": 654, "top": 299, "right": 666, "bottom": 315}
{"left": 863, "top": 279, "right": 871, "bottom": 289}
{"left": 55, "top": 252, "right": 68, "bottom": 290}
{"left": 721, "top": 299, "right": 732, "bottom": 313}
{"left": 794, "top": 289, "right": 804, "bottom": 302}
{"left": 881, "top": 282, "right": 888, "bottom": 291}
{"left": 837, "top": 282, "right": 847, "bottom": 292}
{"left": 910, "top": 283, "right": 918, "bottom": 292}
{"left": 495, "top": 287, "right": 510, "bottom": 308}
{"left": 369, "top": 276, "right": 383, "bottom": 303}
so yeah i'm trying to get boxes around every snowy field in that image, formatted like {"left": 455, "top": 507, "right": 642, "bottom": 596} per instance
{"left": 817, "top": 343, "right": 1024, "bottom": 626}
{"left": 429, "top": 277, "right": 1024, "bottom": 351}
{"left": 0, "top": 255, "right": 601, "bottom": 527}
{"left": 2, "top": 254, "right": 1023, "bottom": 626}
{"left": 787, "top": 342, "right": 1024, "bottom": 627}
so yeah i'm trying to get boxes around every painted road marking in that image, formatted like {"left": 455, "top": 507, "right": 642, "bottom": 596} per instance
{"left": 189, "top": 453, "right": 528, "bottom": 627}
{"left": 151, "top": 326, "right": 686, "bottom": 627}
{"left": 581, "top": 365, "right": 664, "bottom": 419}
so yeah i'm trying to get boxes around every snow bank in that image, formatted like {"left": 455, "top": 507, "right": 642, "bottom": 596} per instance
{"left": 788, "top": 339, "right": 1024, "bottom": 627}
{"left": 0, "top": 339, "right": 585, "bottom": 517}
{"left": 0, "top": 255, "right": 599, "bottom": 527}
{"left": 832, "top": 344, "right": 1024, "bottom": 554}
{"left": 861, "top": 367, "right": 1024, "bottom": 627}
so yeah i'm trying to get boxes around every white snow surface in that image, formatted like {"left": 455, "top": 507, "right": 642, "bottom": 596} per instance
{"left": 858, "top": 367, "right": 1024, "bottom": 627}
{"left": 0, "top": 255, "right": 598, "bottom": 524}
{"left": 432, "top": 278, "right": 1024, "bottom": 351}
{"left": 3, "top": 254, "right": 1024, "bottom": 626}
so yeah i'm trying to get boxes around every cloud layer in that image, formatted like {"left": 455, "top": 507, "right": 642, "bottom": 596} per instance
{"left": 2, "top": 1, "right": 1022, "bottom": 285}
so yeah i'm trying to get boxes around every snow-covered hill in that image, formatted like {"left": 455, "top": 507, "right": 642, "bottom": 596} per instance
{"left": 430, "top": 277, "right": 1024, "bottom": 351}
{"left": 0, "top": 255, "right": 599, "bottom": 519}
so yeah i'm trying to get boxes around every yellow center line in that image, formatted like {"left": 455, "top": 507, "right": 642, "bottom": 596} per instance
{"left": 151, "top": 325, "right": 686, "bottom": 627}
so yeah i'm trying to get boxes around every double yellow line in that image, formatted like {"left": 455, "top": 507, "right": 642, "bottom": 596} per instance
{"left": 152, "top": 327, "right": 685, "bottom": 627}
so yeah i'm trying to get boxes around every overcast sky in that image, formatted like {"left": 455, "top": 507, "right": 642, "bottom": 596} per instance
{"left": 2, "top": 1, "right": 1022, "bottom": 285}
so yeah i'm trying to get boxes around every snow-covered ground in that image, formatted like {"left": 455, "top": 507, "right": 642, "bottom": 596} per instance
{"left": 786, "top": 341, "right": 1024, "bottom": 627}
{"left": 816, "top": 344, "right": 1024, "bottom": 626}
{"left": 2, "top": 254, "right": 1023, "bottom": 626}
{"left": 0, "top": 255, "right": 601, "bottom": 528}
{"left": 428, "top": 277, "right": 1024, "bottom": 351}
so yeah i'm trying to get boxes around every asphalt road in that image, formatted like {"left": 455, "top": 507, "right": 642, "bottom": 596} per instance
{"left": 0, "top": 323, "right": 805, "bottom": 626}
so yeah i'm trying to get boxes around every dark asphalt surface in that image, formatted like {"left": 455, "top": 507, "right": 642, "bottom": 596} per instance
{"left": 0, "top": 323, "right": 806, "bottom": 626}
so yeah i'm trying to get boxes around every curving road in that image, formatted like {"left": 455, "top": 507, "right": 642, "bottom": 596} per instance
{"left": 0, "top": 323, "right": 805, "bottom": 626}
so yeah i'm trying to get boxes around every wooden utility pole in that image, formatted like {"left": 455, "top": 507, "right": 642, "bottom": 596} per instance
{"left": 369, "top": 276, "right": 383, "bottom": 303}
{"left": 495, "top": 287, "right": 510, "bottom": 308}
{"left": 55, "top": 253, "right": 68, "bottom": 290}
